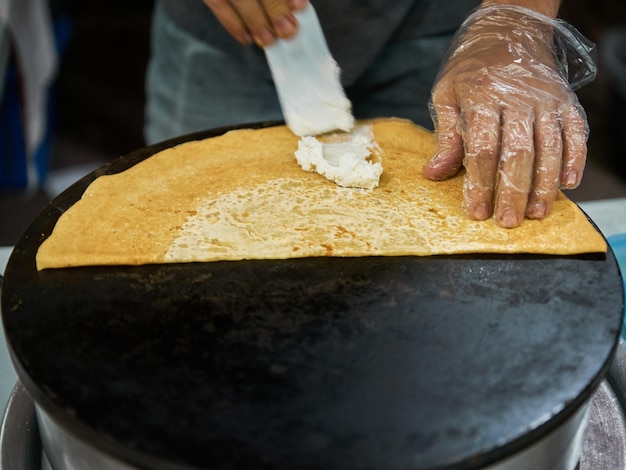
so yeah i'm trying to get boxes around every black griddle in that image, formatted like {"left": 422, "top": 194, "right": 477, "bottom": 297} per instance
{"left": 1, "top": 123, "right": 624, "bottom": 470}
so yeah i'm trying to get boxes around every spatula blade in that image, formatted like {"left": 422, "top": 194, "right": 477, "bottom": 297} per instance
{"left": 264, "top": 4, "right": 355, "bottom": 136}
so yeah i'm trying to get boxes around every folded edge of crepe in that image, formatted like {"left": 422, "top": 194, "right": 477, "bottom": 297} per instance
{"left": 36, "top": 118, "right": 607, "bottom": 270}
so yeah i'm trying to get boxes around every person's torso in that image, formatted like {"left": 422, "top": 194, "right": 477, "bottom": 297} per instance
{"left": 160, "top": 0, "right": 480, "bottom": 85}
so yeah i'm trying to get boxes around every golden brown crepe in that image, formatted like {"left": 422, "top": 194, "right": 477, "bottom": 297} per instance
{"left": 36, "top": 118, "right": 606, "bottom": 270}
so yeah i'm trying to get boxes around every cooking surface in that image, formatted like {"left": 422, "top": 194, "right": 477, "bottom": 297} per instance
{"left": 4, "top": 251, "right": 623, "bottom": 470}
{"left": 1, "top": 126, "right": 625, "bottom": 469}
{"left": 4, "top": 367, "right": 626, "bottom": 470}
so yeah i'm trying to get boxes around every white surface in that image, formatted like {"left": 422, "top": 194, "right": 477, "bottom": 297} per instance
{"left": 44, "top": 161, "right": 103, "bottom": 199}
{"left": 578, "top": 198, "right": 626, "bottom": 238}
{"left": 0, "top": 246, "right": 17, "bottom": 417}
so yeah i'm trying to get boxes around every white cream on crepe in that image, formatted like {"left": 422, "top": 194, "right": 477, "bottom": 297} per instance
{"left": 295, "top": 125, "right": 383, "bottom": 190}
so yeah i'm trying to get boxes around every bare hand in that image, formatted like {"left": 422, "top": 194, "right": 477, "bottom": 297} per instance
{"left": 203, "top": 0, "right": 308, "bottom": 47}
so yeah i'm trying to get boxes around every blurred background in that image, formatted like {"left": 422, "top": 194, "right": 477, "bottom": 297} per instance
{"left": 1, "top": 0, "right": 626, "bottom": 246}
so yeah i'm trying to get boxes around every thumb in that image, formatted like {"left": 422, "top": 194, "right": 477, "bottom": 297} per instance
{"left": 423, "top": 101, "right": 464, "bottom": 181}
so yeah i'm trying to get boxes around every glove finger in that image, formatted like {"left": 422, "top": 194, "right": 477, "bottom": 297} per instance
{"left": 461, "top": 105, "right": 501, "bottom": 221}
{"left": 526, "top": 109, "right": 563, "bottom": 219}
{"left": 423, "top": 97, "right": 464, "bottom": 181}
{"left": 561, "top": 103, "right": 588, "bottom": 189}
{"left": 493, "top": 107, "right": 534, "bottom": 228}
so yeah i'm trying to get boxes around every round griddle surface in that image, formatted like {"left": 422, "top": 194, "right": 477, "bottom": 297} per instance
{"left": 1, "top": 124, "right": 624, "bottom": 469}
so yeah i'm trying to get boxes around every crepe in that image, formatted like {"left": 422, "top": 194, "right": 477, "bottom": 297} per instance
{"left": 36, "top": 118, "right": 606, "bottom": 270}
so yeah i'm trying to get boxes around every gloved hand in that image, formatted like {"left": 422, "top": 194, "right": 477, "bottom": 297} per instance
{"left": 203, "top": 0, "right": 308, "bottom": 46}
{"left": 424, "top": 5, "right": 596, "bottom": 228}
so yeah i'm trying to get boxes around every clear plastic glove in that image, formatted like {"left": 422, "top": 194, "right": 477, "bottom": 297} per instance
{"left": 424, "top": 5, "right": 596, "bottom": 228}
{"left": 203, "top": 0, "right": 308, "bottom": 46}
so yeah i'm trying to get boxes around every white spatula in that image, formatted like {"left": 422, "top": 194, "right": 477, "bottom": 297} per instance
{"left": 264, "top": 3, "right": 355, "bottom": 137}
